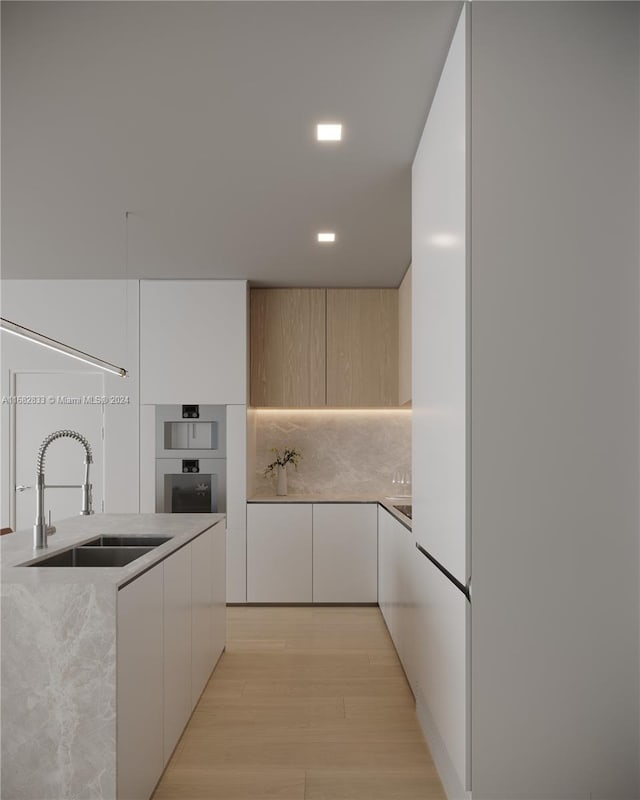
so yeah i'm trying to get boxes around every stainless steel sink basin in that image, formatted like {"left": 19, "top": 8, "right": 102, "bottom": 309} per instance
{"left": 26, "top": 546, "right": 155, "bottom": 568}
{"left": 82, "top": 535, "right": 173, "bottom": 548}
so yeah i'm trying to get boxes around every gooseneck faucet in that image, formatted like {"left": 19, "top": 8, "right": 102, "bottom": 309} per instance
{"left": 33, "top": 430, "right": 94, "bottom": 549}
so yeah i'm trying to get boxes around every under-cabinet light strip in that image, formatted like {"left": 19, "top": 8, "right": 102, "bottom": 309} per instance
{"left": 0, "top": 317, "right": 128, "bottom": 377}
{"left": 252, "top": 407, "right": 411, "bottom": 413}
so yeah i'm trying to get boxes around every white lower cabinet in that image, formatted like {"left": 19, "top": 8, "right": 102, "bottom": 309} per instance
{"left": 246, "top": 502, "right": 378, "bottom": 603}
{"left": 378, "top": 505, "right": 470, "bottom": 793}
{"left": 117, "top": 564, "right": 164, "bottom": 800}
{"left": 163, "top": 544, "right": 192, "bottom": 764}
{"left": 312, "top": 504, "right": 378, "bottom": 602}
{"left": 377, "top": 505, "right": 418, "bottom": 686}
{"left": 117, "top": 523, "right": 226, "bottom": 800}
{"left": 247, "top": 504, "right": 313, "bottom": 602}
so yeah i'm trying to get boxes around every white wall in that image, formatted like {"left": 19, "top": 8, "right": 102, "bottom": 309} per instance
{"left": 1, "top": 280, "right": 140, "bottom": 528}
{"left": 470, "top": 3, "right": 639, "bottom": 798}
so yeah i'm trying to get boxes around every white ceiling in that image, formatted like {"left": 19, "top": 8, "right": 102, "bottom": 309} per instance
{"left": 2, "top": 1, "right": 462, "bottom": 287}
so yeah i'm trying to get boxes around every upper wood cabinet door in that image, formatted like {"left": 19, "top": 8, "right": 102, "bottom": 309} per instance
{"left": 326, "top": 289, "right": 399, "bottom": 407}
{"left": 250, "top": 288, "right": 326, "bottom": 407}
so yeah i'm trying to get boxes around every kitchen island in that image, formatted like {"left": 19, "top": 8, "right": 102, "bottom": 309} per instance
{"left": 1, "top": 513, "right": 226, "bottom": 800}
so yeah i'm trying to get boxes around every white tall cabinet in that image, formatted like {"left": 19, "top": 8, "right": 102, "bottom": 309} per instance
{"left": 138, "top": 279, "right": 248, "bottom": 602}
{"left": 226, "top": 404, "right": 248, "bottom": 602}
{"left": 413, "top": 4, "right": 640, "bottom": 800}
{"left": 412, "top": 7, "right": 469, "bottom": 796}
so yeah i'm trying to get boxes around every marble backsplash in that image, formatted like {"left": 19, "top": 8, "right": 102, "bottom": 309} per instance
{"left": 251, "top": 409, "right": 411, "bottom": 497}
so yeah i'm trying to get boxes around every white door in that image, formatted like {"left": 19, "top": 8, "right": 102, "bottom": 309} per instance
{"left": 14, "top": 372, "right": 104, "bottom": 531}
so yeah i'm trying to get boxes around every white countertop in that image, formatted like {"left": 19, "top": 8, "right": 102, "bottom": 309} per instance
{"left": 1, "top": 512, "right": 226, "bottom": 587}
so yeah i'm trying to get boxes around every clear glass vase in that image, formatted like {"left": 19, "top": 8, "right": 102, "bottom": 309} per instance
{"left": 276, "top": 464, "right": 288, "bottom": 496}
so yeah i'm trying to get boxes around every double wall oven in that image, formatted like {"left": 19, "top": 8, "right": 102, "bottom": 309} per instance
{"left": 155, "top": 404, "right": 226, "bottom": 514}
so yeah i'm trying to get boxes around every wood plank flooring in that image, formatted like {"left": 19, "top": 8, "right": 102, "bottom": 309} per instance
{"left": 152, "top": 606, "right": 446, "bottom": 800}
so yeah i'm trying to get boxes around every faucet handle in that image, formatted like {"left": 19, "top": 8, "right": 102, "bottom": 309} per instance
{"left": 46, "top": 510, "right": 56, "bottom": 536}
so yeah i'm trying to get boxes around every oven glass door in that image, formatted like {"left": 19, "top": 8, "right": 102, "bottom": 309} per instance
{"left": 156, "top": 458, "right": 226, "bottom": 514}
{"left": 165, "top": 473, "right": 217, "bottom": 513}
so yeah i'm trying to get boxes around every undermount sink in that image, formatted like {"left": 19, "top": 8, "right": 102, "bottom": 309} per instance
{"left": 22, "top": 533, "right": 175, "bottom": 568}
{"left": 82, "top": 535, "right": 173, "bottom": 548}
{"left": 25, "top": 545, "right": 156, "bottom": 568}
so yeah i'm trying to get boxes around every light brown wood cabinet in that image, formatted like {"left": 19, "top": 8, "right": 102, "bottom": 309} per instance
{"left": 250, "top": 288, "right": 326, "bottom": 407}
{"left": 326, "top": 288, "right": 398, "bottom": 407}
{"left": 250, "top": 287, "right": 399, "bottom": 407}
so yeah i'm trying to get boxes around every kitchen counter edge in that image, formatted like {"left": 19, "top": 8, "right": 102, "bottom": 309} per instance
{"left": 248, "top": 496, "right": 412, "bottom": 531}
{"left": 0, "top": 512, "right": 226, "bottom": 588}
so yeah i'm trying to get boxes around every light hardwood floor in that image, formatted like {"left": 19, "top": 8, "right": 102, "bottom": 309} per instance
{"left": 152, "top": 606, "right": 446, "bottom": 800}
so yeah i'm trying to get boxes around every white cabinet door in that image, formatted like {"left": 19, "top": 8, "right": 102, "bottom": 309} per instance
{"left": 139, "top": 279, "right": 247, "bottom": 404}
{"left": 117, "top": 564, "right": 163, "bottom": 800}
{"left": 163, "top": 544, "right": 192, "bottom": 765}
{"left": 412, "top": 1, "right": 467, "bottom": 585}
{"left": 247, "top": 504, "right": 312, "bottom": 602}
{"left": 312, "top": 504, "right": 377, "bottom": 602}
{"left": 413, "top": 551, "right": 469, "bottom": 796}
{"left": 191, "top": 528, "right": 214, "bottom": 707}
{"left": 377, "top": 506, "right": 419, "bottom": 687}
{"left": 394, "top": 514, "right": 418, "bottom": 686}
{"left": 211, "top": 521, "right": 226, "bottom": 665}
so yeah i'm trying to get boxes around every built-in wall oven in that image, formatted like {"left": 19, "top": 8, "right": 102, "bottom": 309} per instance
{"left": 155, "top": 405, "right": 226, "bottom": 513}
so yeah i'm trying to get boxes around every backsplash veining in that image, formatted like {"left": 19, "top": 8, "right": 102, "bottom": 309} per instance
{"left": 252, "top": 410, "right": 411, "bottom": 497}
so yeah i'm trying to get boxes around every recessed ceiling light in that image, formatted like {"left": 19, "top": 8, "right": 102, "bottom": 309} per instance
{"left": 317, "top": 232, "right": 336, "bottom": 243}
{"left": 316, "top": 123, "right": 342, "bottom": 142}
